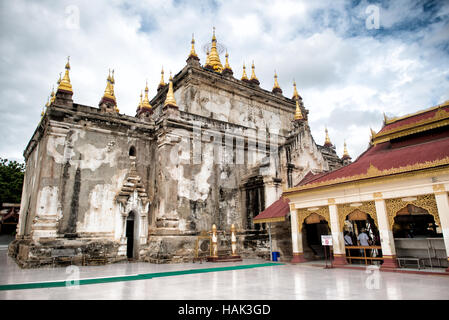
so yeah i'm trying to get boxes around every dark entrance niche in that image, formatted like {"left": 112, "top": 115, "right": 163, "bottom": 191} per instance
{"left": 129, "top": 146, "right": 136, "bottom": 157}
{"left": 126, "top": 212, "right": 135, "bottom": 259}
{"left": 303, "top": 215, "right": 330, "bottom": 260}
{"left": 244, "top": 176, "right": 265, "bottom": 230}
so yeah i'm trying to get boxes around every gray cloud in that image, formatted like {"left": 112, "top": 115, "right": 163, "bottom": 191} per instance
{"left": 0, "top": 0, "right": 448, "bottom": 163}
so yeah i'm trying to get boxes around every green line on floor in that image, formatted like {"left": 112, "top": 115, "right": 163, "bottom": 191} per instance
{"left": 0, "top": 262, "right": 284, "bottom": 291}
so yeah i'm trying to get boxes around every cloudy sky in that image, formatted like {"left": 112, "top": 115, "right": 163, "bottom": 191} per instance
{"left": 1, "top": 0, "right": 448, "bottom": 163}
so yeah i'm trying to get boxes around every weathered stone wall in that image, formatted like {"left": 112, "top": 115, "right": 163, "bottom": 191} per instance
{"left": 11, "top": 64, "right": 343, "bottom": 267}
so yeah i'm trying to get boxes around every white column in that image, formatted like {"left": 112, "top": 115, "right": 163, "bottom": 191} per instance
{"left": 290, "top": 206, "right": 305, "bottom": 263}
{"left": 434, "top": 191, "right": 449, "bottom": 271}
{"left": 374, "top": 198, "right": 399, "bottom": 269}
{"left": 329, "top": 203, "right": 347, "bottom": 265}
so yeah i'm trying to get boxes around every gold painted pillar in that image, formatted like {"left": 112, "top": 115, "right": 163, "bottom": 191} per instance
{"left": 328, "top": 200, "right": 347, "bottom": 265}
{"left": 290, "top": 205, "right": 306, "bottom": 263}
{"left": 211, "top": 224, "right": 218, "bottom": 258}
{"left": 374, "top": 197, "right": 399, "bottom": 269}
{"left": 433, "top": 186, "right": 449, "bottom": 272}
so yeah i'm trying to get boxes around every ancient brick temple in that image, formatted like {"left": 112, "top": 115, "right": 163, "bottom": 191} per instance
{"left": 9, "top": 30, "right": 347, "bottom": 267}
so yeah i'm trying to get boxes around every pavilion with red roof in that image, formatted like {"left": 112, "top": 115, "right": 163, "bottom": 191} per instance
{"left": 283, "top": 100, "right": 449, "bottom": 272}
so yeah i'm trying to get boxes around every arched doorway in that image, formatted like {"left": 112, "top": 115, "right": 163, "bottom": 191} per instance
{"left": 126, "top": 211, "right": 136, "bottom": 259}
{"left": 392, "top": 204, "right": 447, "bottom": 269}
{"left": 302, "top": 213, "right": 330, "bottom": 260}
{"left": 343, "top": 209, "right": 381, "bottom": 265}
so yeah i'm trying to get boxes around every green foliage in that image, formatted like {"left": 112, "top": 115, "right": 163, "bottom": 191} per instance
{"left": 0, "top": 158, "right": 25, "bottom": 205}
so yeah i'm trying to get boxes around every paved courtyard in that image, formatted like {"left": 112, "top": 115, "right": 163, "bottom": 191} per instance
{"left": 1, "top": 248, "right": 449, "bottom": 300}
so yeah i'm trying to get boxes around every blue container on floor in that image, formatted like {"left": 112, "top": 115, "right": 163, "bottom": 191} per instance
{"left": 272, "top": 252, "right": 280, "bottom": 261}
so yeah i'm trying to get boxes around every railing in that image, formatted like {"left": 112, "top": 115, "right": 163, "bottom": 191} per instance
{"left": 345, "top": 246, "right": 383, "bottom": 265}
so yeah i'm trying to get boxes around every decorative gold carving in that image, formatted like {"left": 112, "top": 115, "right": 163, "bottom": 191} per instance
{"left": 385, "top": 194, "right": 440, "bottom": 230}
{"left": 328, "top": 198, "right": 336, "bottom": 204}
{"left": 285, "top": 157, "right": 449, "bottom": 193}
{"left": 373, "top": 192, "right": 383, "bottom": 199}
{"left": 337, "top": 201, "right": 378, "bottom": 231}
{"left": 297, "top": 206, "right": 330, "bottom": 231}
{"left": 433, "top": 184, "right": 447, "bottom": 194}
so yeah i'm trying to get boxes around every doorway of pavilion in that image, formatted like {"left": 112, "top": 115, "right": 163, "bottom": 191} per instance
{"left": 302, "top": 213, "right": 331, "bottom": 261}
{"left": 392, "top": 204, "right": 447, "bottom": 269}
{"left": 343, "top": 209, "right": 382, "bottom": 265}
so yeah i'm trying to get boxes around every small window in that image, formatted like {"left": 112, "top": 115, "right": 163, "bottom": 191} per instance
{"left": 129, "top": 146, "right": 136, "bottom": 157}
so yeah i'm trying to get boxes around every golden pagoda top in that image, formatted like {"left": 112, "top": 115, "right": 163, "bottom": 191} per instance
{"left": 250, "top": 61, "right": 258, "bottom": 81}
{"left": 241, "top": 63, "right": 248, "bottom": 81}
{"left": 141, "top": 81, "right": 152, "bottom": 110}
{"left": 273, "top": 71, "right": 281, "bottom": 89}
{"left": 207, "top": 27, "right": 223, "bottom": 73}
{"left": 294, "top": 100, "right": 303, "bottom": 121}
{"left": 49, "top": 86, "right": 55, "bottom": 104}
{"left": 57, "top": 56, "right": 73, "bottom": 93}
{"left": 324, "top": 127, "right": 332, "bottom": 146}
{"left": 101, "top": 69, "right": 116, "bottom": 104}
{"left": 223, "top": 51, "right": 232, "bottom": 71}
{"left": 138, "top": 91, "right": 143, "bottom": 109}
{"left": 189, "top": 33, "right": 198, "bottom": 58}
{"left": 159, "top": 67, "right": 166, "bottom": 88}
{"left": 342, "top": 140, "right": 351, "bottom": 159}
{"left": 292, "top": 80, "right": 301, "bottom": 100}
{"left": 164, "top": 76, "right": 177, "bottom": 108}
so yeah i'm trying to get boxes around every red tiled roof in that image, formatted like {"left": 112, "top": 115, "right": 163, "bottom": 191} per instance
{"left": 253, "top": 197, "right": 290, "bottom": 224}
{"left": 378, "top": 104, "right": 449, "bottom": 135}
{"left": 294, "top": 135, "right": 449, "bottom": 189}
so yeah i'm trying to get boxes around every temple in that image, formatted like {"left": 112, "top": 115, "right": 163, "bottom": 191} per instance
{"left": 9, "top": 30, "right": 348, "bottom": 267}
{"left": 283, "top": 101, "right": 449, "bottom": 271}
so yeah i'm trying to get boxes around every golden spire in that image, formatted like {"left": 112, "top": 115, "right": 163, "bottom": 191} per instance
{"left": 224, "top": 51, "right": 232, "bottom": 71}
{"left": 294, "top": 100, "right": 304, "bottom": 121}
{"left": 250, "top": 61, "right": 258, "bottom": 81}
{"left": 207, "top": 27, "right": 223, "bottom": 73}
{"left": 57, "top": 56, "right": 73, "bottom": 93}
{"left": 169, "top": 71, "right": 173, "bottom": 81}
{"left": 273, "top": 71, "right": 280, "bottom": 89}
{"left": 49, "top": 86, "right": 56, "bottom": 104}
{"left": 164, "top": 76, "right": 177, "bottom": 108}
{"left": 292, "top": 80, "right": 300, "bottom": 100}
{"left": 100, "top": 69, "right": 116, "bottom": 105}
{"left": 324, "top": 127, "right": 332, "bottom": 147}
{"left": 342, "top": 140, "right": 351, "bottom": 159}
{"left": 241, "top": 63, "right": 248, "bottom": 81}
{"left": 158, "top": 66, "right": 166, "bottom": 89}
{"left": 189, "top": 33, "right": 198, "bottom": 58}
{"left": 141, "top": 80, "right": 152, "bottom": 110}
{"left": 138, "top": 91, "right": 143, "bottom": 109}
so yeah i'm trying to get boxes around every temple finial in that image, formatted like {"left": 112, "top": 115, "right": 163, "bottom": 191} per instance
{"left": 188, "top": 33, "right": 198, "bottom": 59}
{"left": 99, "top": 69, "right": 117, "bottom": 111}
{"left": 294, "top": 100, "right": 304, "bottom": 121}
{"left": 207, "top": 27, "right": 223, "bottom": 72}
{"left": 292, "top": 80, "right": 301, "bottom": 100}
{"left": 324, "top": 127, "right": 332, "bottom": 147}
{"left": 241, "top": 63, "right": 249, "bottom": 81}
{"left": 272, "top": 70, "right": 283, "bottom": 94}
{"left": 158, "top": 66, "right": 166, "bottom": 90}
{"left": 141, "top": 79, "right": 152, "bottom": 111}
{"left": 249, "top": 61, "right": 260, "bottom": 85}
{"left": 342, "top": 140, "right": 351, "bottom": 159}
{"left": 222, "top": 51, "right": 233, "bottom": 76}
{"left": 57, "top": 56, "right": 73, "bottom": 94}
{"left": 164, "top": 76, "right": 178, "bottom": 108}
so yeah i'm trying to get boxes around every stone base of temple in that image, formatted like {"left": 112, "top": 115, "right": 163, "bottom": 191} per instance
{"left": 291, "top": 253, "right": 307, "bottom": 263}
{"left": 332, "top": 254, "right": 348, "bottom": 266}
{"left": 380, "top": 255, "right": 399, "bottom": 270}
{"left": 8, "top": 238, "right": 124, "bottom": 268}
{"left": 206, "top": 255, "right": 243, "bottom": 262}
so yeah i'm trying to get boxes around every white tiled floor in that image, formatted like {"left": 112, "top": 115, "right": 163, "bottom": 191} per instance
{"left": 1, "top": 248, "right": 449, "bottom": 300}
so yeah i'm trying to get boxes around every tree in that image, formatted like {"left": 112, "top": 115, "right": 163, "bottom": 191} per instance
{"left": 0, "top": 158, "right": 25, "bottom": 205}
